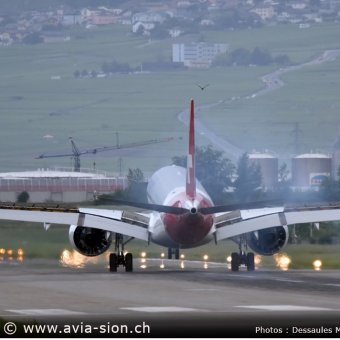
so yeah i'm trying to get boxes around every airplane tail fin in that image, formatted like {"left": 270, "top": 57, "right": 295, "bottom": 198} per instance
{"left": 186, "top": 99, "right": 196, "bottom": 200}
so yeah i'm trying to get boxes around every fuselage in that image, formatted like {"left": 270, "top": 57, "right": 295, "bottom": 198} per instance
{"left": 147, "top": 165, "right": 215, "bottom": 248}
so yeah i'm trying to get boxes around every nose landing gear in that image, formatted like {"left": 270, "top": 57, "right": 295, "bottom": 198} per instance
{"left": 167, "top": 247, "right": 180, "bottom": 260}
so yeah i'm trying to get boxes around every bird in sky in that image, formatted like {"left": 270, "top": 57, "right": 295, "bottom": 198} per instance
{"left": 196, "top": 83, "right": 210, "bottom": 91}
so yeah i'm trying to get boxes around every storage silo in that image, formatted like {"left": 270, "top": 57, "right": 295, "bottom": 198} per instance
{"left": 292, "top": 154, "right": 331, "bottom": 189}
{"left": 332, "top": 133, "right": 340, "bottom": 179}
{"left": 248, "top": 153, "right": 278, "bottom": 189}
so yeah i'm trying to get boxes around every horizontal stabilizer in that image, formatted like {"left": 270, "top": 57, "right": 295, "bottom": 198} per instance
{"left": 97, "top": 196, "right": 189, "bottom": 215}
{"left": 199, "top": 200, "right": 283, "bottom": 215}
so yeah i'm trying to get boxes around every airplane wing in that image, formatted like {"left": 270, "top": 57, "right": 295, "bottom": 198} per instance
{"left": 215, "top": 202, "right": 340, "bottom": 241}
{"left": 0, "top": 203, "right": 150, "bottom": 241}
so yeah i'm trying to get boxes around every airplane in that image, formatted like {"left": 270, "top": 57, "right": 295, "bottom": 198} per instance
{"left": 1, "top": 99, "right": 340, "bottom": 272}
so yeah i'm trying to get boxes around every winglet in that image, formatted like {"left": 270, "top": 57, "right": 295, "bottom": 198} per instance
{"left": 186, "top": 99, "right": 196, "bottom": 200}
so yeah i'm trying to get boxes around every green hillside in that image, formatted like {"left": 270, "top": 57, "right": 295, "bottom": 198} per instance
{"left": 1, "top": 23, "right": 340, "bottom": 174}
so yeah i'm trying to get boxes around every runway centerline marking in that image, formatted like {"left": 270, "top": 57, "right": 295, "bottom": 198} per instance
{"left": 6, "top": 309, "right": 87, "bottom": 316}
{"left": 235, "top": 305, "right": 334, "bottom": 311}
{"left": 121, "top": 306, "right": 207, "bottom": 313}
{"left": 227, "top": 274, "right": 257, "bottom": 279}
{"left": 186, "top": 288, "right": 220, "bottom": 292}
{"left": 272, "top": 278, "right": 304, "bottom": 283}
{"left": 323, "top": 283, "right": 340, "bottom": 287}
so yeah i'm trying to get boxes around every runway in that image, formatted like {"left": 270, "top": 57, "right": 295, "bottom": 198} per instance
{"left": 1, "top": 258, "right": 340, "bottom": 337}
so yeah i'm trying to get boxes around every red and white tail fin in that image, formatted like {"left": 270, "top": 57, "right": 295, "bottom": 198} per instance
{"left": 186, "top": 99, "right": 196, "bottom": 200}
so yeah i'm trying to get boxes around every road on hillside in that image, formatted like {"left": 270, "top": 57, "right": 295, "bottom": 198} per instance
{"left": 178, "top": 49, "right": 340, "bottom": 160}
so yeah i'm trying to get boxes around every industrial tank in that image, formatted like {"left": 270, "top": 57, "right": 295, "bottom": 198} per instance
{"left": 248, "top": 153, "right": 278, "bottom": 189}
{"left": 291, "top": 154, "right": 331, "bottom": 189}
{"left": 332, "top": 133, "right": 340, "bottom": 179}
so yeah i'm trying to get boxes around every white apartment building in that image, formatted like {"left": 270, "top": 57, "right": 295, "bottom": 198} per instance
{"left": 172, "top": 42, "right": 228, "bottom": 68}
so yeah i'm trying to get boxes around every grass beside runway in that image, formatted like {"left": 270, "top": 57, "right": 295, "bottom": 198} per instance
{"left": 1, "top": 221, "right": 340, "bottom": 270}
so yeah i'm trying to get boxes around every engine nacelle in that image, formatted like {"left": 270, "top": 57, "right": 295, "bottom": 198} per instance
{"left": 69, "top": 225, "right": 112, "bottom": 257}
{"left": 246, "top": 225, "right": 289, "bottom": 256}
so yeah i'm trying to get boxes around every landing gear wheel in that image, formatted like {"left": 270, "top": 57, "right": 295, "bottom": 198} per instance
{"left": 175, "top": 248, "right": 180, "bottom": 260}
{"left": 109, "top": 253, "right": 118, "bottom": 272}
{"left": 125, "top": 253, "right": 133, "bottom": 272}
{"left": 230, "top": 236, "right": 256, "bottom": 272}
{"left": 246, "top": 252, "right": 255, "bottom": 271}
{"left": 167, "top": 247, "right": 180, "bottom": 259}
{"left": 109, "top": 233, "right": 135, "bottom": 273}
{"left": 167, "top": 248, "right": 173, "bottom": 260}
{"left": 231, "top": 252, "right": 239, "bottom": 272}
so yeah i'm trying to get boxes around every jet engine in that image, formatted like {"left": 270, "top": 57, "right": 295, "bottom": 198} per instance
{"left": 69, "top": 225, "right": 112, "bottom": 256}
{"left": 246, "top": 226, "right": 289, "bottom": 256}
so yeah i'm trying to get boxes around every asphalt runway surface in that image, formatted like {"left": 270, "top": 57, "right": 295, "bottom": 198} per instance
{"left": 1, "top": 258, "right": 340, "bottom": 337}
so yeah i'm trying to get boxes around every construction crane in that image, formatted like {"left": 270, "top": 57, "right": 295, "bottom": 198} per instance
{"left": 36, "top": 136, "right": 174, "bottom": 172}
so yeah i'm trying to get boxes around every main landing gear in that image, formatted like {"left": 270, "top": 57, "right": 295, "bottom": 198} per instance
{"left": 230, "top": 236, "right": 255, "bottom": 272}
{"left": 167, "top": 247, "right": 180, "bottom": 259}
{"left": 109, "top": 233, "right": 134, "bottom": 272}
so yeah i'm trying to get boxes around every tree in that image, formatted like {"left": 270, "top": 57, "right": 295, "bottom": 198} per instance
{"left": 150, "top": 23, "right": 168, "bottom": 39}
{"left": 172, "top": 145, "right": 235, "bottom": 204}
{"left": 212, "top": 52, "right": 230, "bottom": 67}
{"left": 318, "top": 166, "right": 340, "bottom": 201}
{"left": 126, "top": 168, "right": 147, "bottom": 202}
{"left": 23, "top": 32, "right": 43, "bottom": 44}
{"left": 73, "top": 70, "right": 80, "bottom": 78}
{"left": 214, "top": 11, "right": 238, "bottom": 29}
{"left": 320, "top": 177, "right": 340, "bottom": 201}
{"left": 100, "top": 60, "right": 133, "bottom": 74}
{"left": 214, "top": 47, "right": 290, "bottom": 68}
{"left": 127, "top": 168, "right": 144, "bottom": 187}
{"left": 274, "top": 54, "right": 291, "bottom": 66}
{"left": 90, "top": 70, "right": 98, "bottom": 78}
{"left": 275, "top": 162, "right": 292, "bottom": 199}
{"left": 251, "top": 47, "right": 273, "bottom": 65}
{"left": 229, "top": 48, "right": 252, "bottom": 66}
{"left": 81, "top": 69, "right": 88, "bottom": 78}
{"left": 95, "top": 168, "right": 146, "bottom": 204}
{"left": 233, "top": 153, "right": 262, "bottom": 202}
{"left": 17, "top": 191, "right": 29, "bottom": 203}
{"left": 101, "top": 62, "right": 111, "bottom": 74}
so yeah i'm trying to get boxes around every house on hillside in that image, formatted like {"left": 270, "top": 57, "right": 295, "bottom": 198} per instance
{"left": 90, "top": 15, "right": 118, "bottom": 25}
{"left": 119, "top": 10, "right": 132, "bottom": 25}
{"left": 131, "top": 12, "right": 167, "bottom": 35}
{"left": 132, "top": 21, "right": 155, "bottom": 34}
{"left": 80, "top": 8, "right": 120, "bottom": 26}
{"left": 132, "top": 12, "right": 167, "bottom": 25}
{"left": 251, "top": 6, "right": 276, "bottom": 21}
{"left": 290, "top": 2, "right": 308, "bottom": 10}
{"left": 168, "top": 28, "right": 182, "bottom": 37}
{"left": 0, "top": 32, "right": 13, "bottom": 46}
